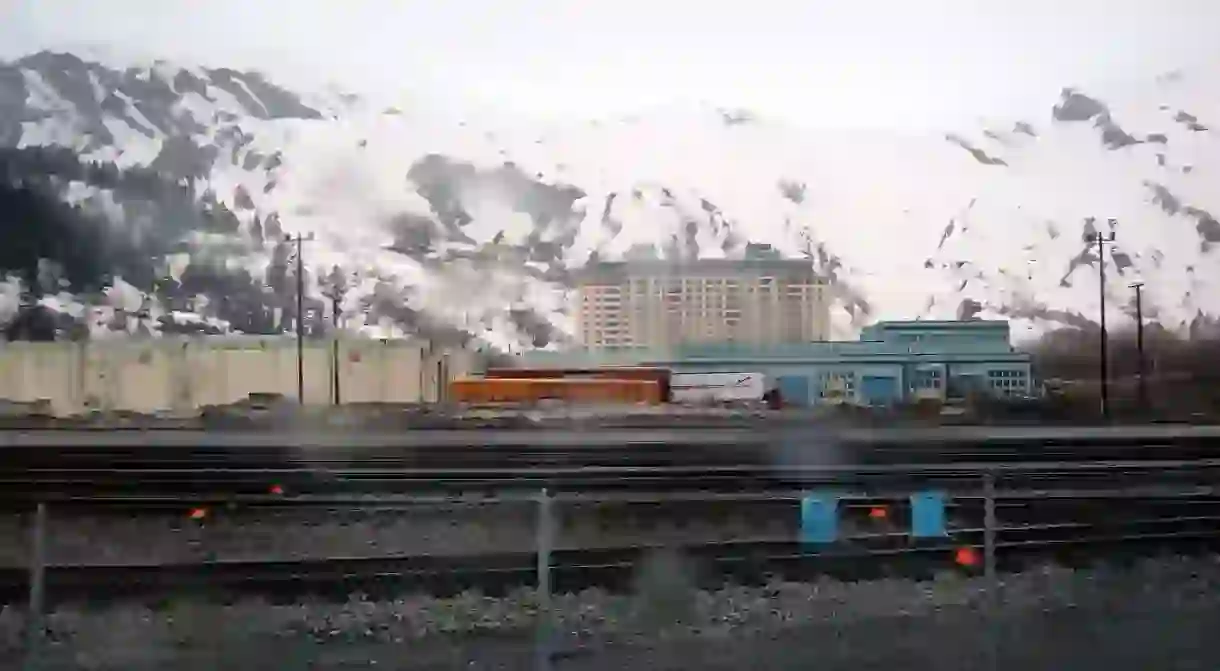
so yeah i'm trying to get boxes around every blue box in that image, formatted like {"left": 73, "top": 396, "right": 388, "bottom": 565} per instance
{"left": 910, "top": 491, "right": 948, "bottom": 538}
{"left": 800, "top": 492, "right": 839, "bottom": 544}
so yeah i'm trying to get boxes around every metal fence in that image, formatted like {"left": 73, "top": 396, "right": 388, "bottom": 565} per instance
{"left": 7, "top": 460, "right": 1220, "bottom": 670}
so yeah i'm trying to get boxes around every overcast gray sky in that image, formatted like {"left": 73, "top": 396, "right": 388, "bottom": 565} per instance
{"left": 2, "top": 0, "right": 1218, "bottom": 130}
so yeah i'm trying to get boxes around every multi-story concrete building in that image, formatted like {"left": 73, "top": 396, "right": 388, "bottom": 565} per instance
{"left": 576, "top": 259, "right": 830, "bottom": 349}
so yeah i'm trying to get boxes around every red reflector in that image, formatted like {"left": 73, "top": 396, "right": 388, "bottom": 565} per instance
{"left": 954, "top": 547, "right": 978, "bottom": 566}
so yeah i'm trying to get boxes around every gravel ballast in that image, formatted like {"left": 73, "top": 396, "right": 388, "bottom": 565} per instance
{"left": 2, "top": 555, "right": 1219, "bottom": 670}
{"left": 0, "top": 503, "right": 810, "bottom": 567}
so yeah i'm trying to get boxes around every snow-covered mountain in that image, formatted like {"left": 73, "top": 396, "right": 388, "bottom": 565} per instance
{"left": 2, "top": 50, "right": 1219, "bottom": 349}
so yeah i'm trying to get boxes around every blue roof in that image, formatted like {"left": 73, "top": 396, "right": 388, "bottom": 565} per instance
{"left": 654, "top": 343, "right": 1026, "bottom": 366}
{"left": 872, "top": 320, "right": 1009, "bottom": 329}
{"left": 518, "top": 318, "right": 1029, "bottom": 368}
{"left": 669, "top": 337, "right": 1017, "bottom": 358}
{"left": 517, "top": 345, "right": 1031, "bottom": 369}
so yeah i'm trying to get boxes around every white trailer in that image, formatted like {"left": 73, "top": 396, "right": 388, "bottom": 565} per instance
{"left": 670, "top": 372, "right": 767, "bottom": 404}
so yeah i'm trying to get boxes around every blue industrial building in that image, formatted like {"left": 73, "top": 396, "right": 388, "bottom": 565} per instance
{"left": 651, "top": 320, "right": 1033, "bottom": 406}
{"left": 520, "top": 319, "right": 1034, "bottom": 407}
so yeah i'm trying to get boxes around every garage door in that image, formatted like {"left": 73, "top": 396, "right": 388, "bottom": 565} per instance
{"left": 776, "top": 375, "right": 811, "bottom": 406}
{"left": 861, "top": 375, "right": 899, "bottom": 406}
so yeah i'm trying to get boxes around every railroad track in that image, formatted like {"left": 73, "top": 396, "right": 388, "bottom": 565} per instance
{"left": 3, "top": 424, "right": 1220, "bottom": 454}
{"left": 5, "top": 456, "right": 1220, "bottom": 500}
{"left": 3, "top": 440, "right": 1220, "bottom": 605}
{"left": 3, "top": 517, "right": 1219, "bottom": 604}
{"left": 11, "top": 441, "right": 1220, "bottom": 465}
{"left": 5, "top": 466, "right": 1220, "bottom": 604}
{"left": 7, "top": 427, "right": 1220, "bottom": 499}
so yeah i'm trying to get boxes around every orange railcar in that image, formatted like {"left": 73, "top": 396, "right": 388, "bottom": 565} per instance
{"left": 449, "top": 377, "right": 663, "bottom": 405}
{"left": 484, "top": 367, "right": 672, "bottom": 401}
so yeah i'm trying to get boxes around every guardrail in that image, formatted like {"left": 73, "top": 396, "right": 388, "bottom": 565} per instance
{"left": 8, "top": 460, "right": 1220, "bottom": 670}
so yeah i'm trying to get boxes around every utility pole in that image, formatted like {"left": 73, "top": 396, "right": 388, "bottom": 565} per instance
{"left": 1092, "top": 225, "right": 1117, "bottom": 419}
{"left": 1130, "top": 281, "right": 1146, "bottom": 413}
{"left": 287, "top": 233, "right": 314, "bottom": 405}
{"left": 331, "top": 294, "right": 341, "bottom": 405}
{"left": 322, "top": 267, "right": 348, "bottom": 407}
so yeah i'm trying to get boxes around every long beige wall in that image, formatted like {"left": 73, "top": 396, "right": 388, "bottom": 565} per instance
{"left": 0, "top": 338, "right": 478, "bottom": 416}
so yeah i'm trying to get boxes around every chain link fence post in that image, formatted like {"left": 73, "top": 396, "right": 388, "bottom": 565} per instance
{"left": 983, "top": 471, "right": 999, "bottom": 671}
{"left": 535, "top": 488, "right": 555, "bottom": 671}
{"left": 24, "top": 502, "right": 47, "bottom": 671}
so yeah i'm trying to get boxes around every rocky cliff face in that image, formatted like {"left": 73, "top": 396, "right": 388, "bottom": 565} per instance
{"left": 2, "top": 50, "right": 1219, "bottom": 348}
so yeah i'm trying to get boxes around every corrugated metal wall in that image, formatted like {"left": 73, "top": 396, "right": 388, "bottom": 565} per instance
{"left": 0, "top": 338, "right": 477, "bottom": 415}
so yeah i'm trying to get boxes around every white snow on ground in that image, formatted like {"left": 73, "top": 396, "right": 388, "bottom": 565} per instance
{"left": 925, "top": 89, "right": 1220, "bottom": 331}
{"left": 20, "top": 70, "right": 69, "bottom": 111}
{"left": 227, "top": 104, "right": 971, "bottom": 338}
{"left": 0, "top": 280, "right": 22, "bottom": 324}
{"left": 463, "top": 199, "right": 537, "bottom": 246}
{"left": 103, "top": 278, "right": 146, "bottom": 313}
{"left": 203, "top": 80, "right": 258, "bottom": 119}
{"left": 18, "top": 119, "right": 82, "bottom": 150}
{"left": 94, "top": 117, "right": 160, "bottom": 167}
{"left": 165, "top": 310, "right": 231, "bottom": 332}
{"left": 85, "top": 70, "right": 104, "bottom": 104}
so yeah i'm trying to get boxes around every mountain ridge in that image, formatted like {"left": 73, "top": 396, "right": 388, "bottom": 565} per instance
{"left": 2, "top": 49, "right": 1219, "bottom": 348}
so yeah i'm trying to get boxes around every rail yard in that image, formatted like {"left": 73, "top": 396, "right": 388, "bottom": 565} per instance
{"left": 4, "top": 422, "right": 1220, "bottom": 669}
{"left": 4, "top": 422, "right": 1220, "bottom": 593}
{"left": 3, "top": 365, "right": 1220, "bottom": 669}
